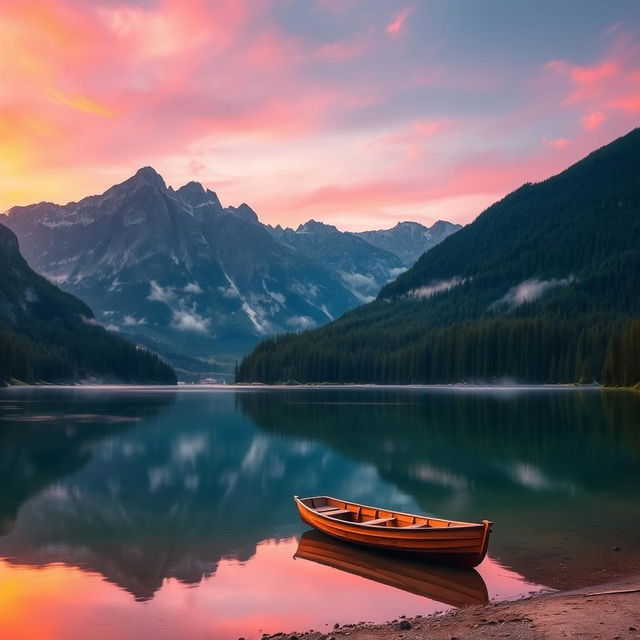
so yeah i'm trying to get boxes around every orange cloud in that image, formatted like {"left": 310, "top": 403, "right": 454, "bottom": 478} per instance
{"left": 46, "top": 89, "right": 115, "bottom": 118}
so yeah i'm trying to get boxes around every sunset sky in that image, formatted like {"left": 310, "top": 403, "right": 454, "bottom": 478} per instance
{"left": 1, "top": 0, "right": 639, "bottom": 230}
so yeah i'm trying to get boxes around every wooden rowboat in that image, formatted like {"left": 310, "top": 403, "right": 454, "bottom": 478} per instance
{"left": 294, "top": 495, "right": 492, "bottom": 568}
{"left": 295, "top": 530, "right": 489, "bottom": 607}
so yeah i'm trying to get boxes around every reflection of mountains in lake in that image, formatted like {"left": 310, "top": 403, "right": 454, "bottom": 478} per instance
{"left": 1, "top": 388, "right": 639, "bottom": 602}
{"left": 0, "top": 390, "right": 408, "bottom": 601}
{"left": 295, "top": 530, "right": 488, "bottom": 607}
{"left": 239, "top": 388, "right": 640, "bottom": 588}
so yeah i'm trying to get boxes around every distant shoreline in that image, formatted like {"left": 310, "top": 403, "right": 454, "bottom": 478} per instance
{"left": 0, "top": 381, "right": 609, "bottom": 391}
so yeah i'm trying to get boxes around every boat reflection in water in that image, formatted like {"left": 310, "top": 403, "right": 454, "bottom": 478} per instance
{"left": 294, "top": 530, "right": 489, "bottom": 608}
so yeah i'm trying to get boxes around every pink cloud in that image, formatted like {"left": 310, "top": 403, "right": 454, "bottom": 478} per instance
{"left": 412, "top": 119, "right": 448, "bottom": 138}
{"left": 367, "top": 118, "right": 451, "bottom": 165}
{"left": 581, "top": 111, "right": 606, "bottom": 131}
{"left": 285, "top": 142, "right": 580, "bottom": 222}
{"left": 386, "top": 6, "right": 414, "bottom": 38}
{"left": 607, "top": 94, "right": 640, "bottom": 112}
{"left": 542, "top": 137, "right": 569, "bottom": 149}
{"left": 544, "top": 38, "right": 640, "bottom": 124}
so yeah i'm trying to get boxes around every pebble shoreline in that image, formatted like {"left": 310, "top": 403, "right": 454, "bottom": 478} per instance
{"left": 258, "top": 574, "right": 640, "bottom": 640}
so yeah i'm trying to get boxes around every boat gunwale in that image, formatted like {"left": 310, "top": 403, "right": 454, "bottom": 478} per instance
{"left": 294, "top": 495, "right": 488, "bottom": 531}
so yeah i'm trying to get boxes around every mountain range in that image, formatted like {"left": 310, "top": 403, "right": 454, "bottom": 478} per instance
{"left": 354, "top": 220, "right": 460, "bottom": 267}
{"left": 0, "top": 222, "right": 175, "bottom": 385}
{"left": 237, "top": 127, "right": 640, "bottom": 385}
{"left": 3, "top": 168, "right": 458, "bottom": 375}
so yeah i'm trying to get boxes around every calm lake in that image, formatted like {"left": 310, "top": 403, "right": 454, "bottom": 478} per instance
{"left": 1, "top": 386, "right": 639, "bottom": 639}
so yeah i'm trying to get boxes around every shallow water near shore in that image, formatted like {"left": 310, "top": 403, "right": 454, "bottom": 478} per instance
{"left": 1, "top": 385, "right": 639, "bottom": 639}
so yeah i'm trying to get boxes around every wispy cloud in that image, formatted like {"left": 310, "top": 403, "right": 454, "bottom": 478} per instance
{"left": 407, "top": 277, "right": 465, "bottom": 300}
{"left": 581, "top": 111, "right": 606, "bottom": 131}
{"left": 171, "top": 309, "right": 210, "bottom": 334}
{"left": 46, "top": 89, "right": 114, "bottom": 117}
{"left": 386, "top": 6, "right": 414, "bottom": 38}
{"left": 542, "top": 137, "right": 569, "bottom": 149}
{"left": 491, "top": 277, "right": 575, "bottom": 309}
{"left": 147, "top": 280, "right": 211, "bottom": 334}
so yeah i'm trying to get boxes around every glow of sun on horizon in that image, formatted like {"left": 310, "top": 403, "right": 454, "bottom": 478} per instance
{"left": 0, "top": 1, "right": 639, "bottom": 230}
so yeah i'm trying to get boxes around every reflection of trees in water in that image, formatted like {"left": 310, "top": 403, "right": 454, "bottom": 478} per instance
{"left": 239, "top": 388, "right": 640, "bottom": 489}
{"left": 239, "top": 388, "right": 640, "bottom": 588}
{"left": 602, "top": 390, "right": 640, "bottom": 459}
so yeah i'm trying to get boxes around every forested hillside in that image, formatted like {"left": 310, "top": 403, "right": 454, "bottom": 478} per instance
{"left": 0, "top": 223, "right": 176, "bottom": 385}
{"left": 237, "top": 128, "right": 640, "bottom": 385}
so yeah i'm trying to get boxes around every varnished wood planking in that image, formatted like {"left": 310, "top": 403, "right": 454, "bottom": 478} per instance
{"left": 294, "top": 495, "right": 492, "bottom": 568}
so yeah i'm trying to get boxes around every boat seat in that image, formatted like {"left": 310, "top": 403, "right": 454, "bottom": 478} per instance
{"left": 315, "top": 505, "right": 344, "bottom": 513}
{"left": 321, "top": 508, "right": 352, "bottom": 517}
{"left": 364, "top": 517, "right": 396, "bottom": 526}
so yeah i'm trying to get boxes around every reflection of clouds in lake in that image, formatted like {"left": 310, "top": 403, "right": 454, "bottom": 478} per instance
{"left": 240, "top": 436, "right": 269, "bottom": 473}
{"left": 337, "top": 465, "right": 415, "bottom": 510}
{"left": 42, "top": 484, "right": 72, "bottom": 502}
{"left": 409, "top": 464, "right": 469, "bottom": 490}
{"left": 173, "top": 434, "right": 209, "bottom": 464}
{"left": 121, "top": 442, "right": 145, "bottom": 458}
{"left": 288, "top": 441, "right": 314, "bottom": 456}
{"left": 507, "top": 462, "right": 577, "bottom": 495}
{"left": 184, "top": 475, "right": 199, "bottom": 490}
{"left": 148, "top": 466, "right": 173, "bottom": 492}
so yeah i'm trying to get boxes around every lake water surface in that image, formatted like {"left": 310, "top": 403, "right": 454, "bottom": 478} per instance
{"left": 1, "top": 386, "right": 639, "bottom": 639}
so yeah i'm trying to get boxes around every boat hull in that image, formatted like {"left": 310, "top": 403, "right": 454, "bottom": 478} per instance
{"left": 295, "top": 496, "right": 492, "bottom": 568}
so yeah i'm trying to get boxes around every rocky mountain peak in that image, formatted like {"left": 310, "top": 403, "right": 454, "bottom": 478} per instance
{"left": 392, "top": 221, "right": 426, "bottom": 232}
{"left": 431, "top": 220, "right": 457, "bottom": 230}
{"left": 227, "top": 203, "right": 259, "bottom": 224}
{"left": 130, "top": 166, "right": 167, "bottom": 190}
{"left": 175, "top": 181, "right": 223, "bottom": 211}
{"left": 296, "top": 219, "right": 339, "bottom": 234}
